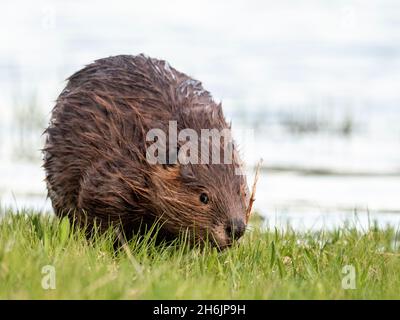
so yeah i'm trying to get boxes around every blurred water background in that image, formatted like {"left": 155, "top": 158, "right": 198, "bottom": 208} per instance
{"left": 1, "top": 0, "right": 400, "bottom": 230}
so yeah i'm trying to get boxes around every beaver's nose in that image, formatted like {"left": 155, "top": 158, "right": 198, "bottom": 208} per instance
{"left": 225, "top": 218, "right": 246, "bottom": 241}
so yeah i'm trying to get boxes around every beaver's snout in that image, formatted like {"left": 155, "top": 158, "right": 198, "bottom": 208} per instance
{"left": 225, "top": 218, "right": 246, "bottom": 241}
{"left": 212, "top": 218, "right": 246, "bottom": 249}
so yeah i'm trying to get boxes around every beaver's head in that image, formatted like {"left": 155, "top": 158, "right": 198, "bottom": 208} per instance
{"left": 148, "top": 153, "right": 249, "bottom": 249}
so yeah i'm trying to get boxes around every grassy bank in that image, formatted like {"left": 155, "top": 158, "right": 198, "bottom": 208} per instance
{"left": 0, "top": 210, "right": 399, "bottom": 299}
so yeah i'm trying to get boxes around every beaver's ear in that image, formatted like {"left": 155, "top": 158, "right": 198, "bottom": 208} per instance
{"left": 179, "top": 164, "right": 195, "bottom": 179}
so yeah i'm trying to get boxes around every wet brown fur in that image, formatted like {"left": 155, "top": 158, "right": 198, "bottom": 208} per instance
{"left": 43, "top": 54, "right": 249, "bottom": 248}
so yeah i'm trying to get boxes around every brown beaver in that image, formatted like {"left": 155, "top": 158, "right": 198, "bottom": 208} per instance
{"left": 43, "top": 54, "right": 250, "bottom": 248}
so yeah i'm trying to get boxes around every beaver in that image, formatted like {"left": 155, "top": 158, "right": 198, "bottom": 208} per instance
{"left": 43, "top": 54, "right": 251, "bottom": 248}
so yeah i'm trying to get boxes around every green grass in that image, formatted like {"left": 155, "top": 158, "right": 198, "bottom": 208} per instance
{"left": 1, "top": 210, "right": 400, "bottom": 299}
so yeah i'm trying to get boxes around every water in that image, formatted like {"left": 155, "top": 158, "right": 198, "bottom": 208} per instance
{"left": 1, "top": 0, "right": 400, "bottom": 230}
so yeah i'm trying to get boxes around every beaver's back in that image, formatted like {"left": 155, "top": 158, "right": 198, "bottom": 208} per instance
{"left": 43, "top": 54, "right": 223, "bottom": 219}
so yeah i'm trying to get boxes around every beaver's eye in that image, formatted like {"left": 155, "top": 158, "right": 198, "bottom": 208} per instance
{"left": 199, "top": 193, "right": 209, "bottom": 204}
